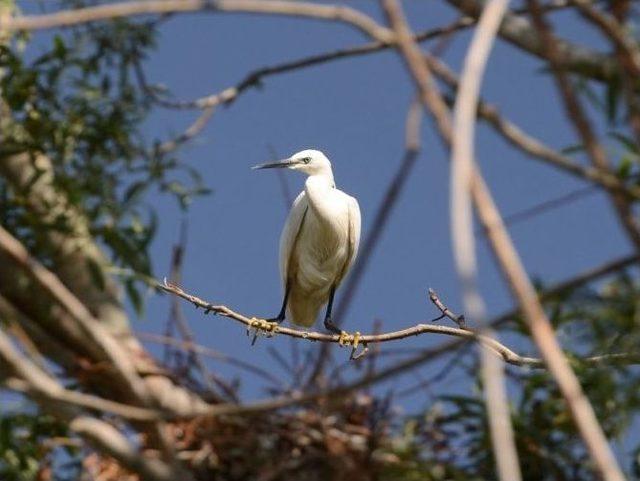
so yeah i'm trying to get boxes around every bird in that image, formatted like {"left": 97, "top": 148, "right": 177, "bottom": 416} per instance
{"left": 252, "top": 149, "right": 362, "bottom": 346}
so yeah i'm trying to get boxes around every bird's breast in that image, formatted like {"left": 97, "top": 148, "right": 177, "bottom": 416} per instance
{"left": 292, "top": 206, "right": 350, "bottom": 292}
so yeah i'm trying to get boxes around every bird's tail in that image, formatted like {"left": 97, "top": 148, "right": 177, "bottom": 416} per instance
{"left": 287, "top": 291, "right": 324, "bottom": 328}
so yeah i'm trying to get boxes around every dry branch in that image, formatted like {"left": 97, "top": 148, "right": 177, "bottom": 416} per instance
{"left": 425, "top": 54, "right": 640, "bottom": 200}
{"left": 0, "top": 153, "right": 127, "bottom": 333}
{"left": 0, "top": 332, "right": 182, "bottom": 480}
{"left": 0, "top": 0, "right": 393, "bottom": 43}
{"left": 161, "top": 279, "right": 538, "bottom": 363}
{"left": 528, "top": 0, "right": 640, "bottom": 257}
{"left": 374, "top": 0, "right": 626, "bottom": 477}
{"left": 160, "top": 279, "right": 639, "bottom": 369}
{"left": 0, "top": 225, "right": 152, "bottom": 405}
{"left": 4, "top": 0, "right": 615, "bottom": 86}
{"left": 448, "top": 0, "right": 521, "bottom": 477}
{"left": 444, "top": 0, "right": 618, "bottom": 83}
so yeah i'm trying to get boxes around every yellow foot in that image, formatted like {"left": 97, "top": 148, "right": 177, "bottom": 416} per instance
{"left": 338, "top": 330, "right": 361, "bottom": 349}
{"left": 247, "top": 318, "right": 279, "bottom": 344}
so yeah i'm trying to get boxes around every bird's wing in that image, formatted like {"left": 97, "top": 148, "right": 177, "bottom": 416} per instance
{"left": 347, "top": 196, "right": 362, "bottom": 271}
{"left": 336, "top": 195, "right": 361, "bottom": 285}
{"left": 279, "top": 191, "right": 309, "bottom": 287}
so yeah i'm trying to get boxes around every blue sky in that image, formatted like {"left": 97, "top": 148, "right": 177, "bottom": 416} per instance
{"left": 118, "top": 0, "right": 629, "bottom": 399}
{"left": 19, "top": 0, "right": 634, "bottom": 427}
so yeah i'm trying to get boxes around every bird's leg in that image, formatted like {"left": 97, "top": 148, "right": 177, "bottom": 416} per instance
{"left": 323, "top": 286, "right": 361, "bottom": 349}
{"left": 268, "top": 281, "right": 291, "bottom": 324}
{"left": 323, "top": 286, "right": 340, "bottom": 333}
{"left": 248, "top": 283, "right": 291, "bottom": 344}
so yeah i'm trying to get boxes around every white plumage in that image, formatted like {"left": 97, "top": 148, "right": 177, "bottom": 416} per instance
{"left": 253, "top": 149, "right": 361, "bottom": 331}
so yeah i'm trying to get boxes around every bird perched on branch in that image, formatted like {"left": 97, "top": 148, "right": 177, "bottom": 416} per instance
{"left": 252, "top": 149, "right": 362, "bottom": 347}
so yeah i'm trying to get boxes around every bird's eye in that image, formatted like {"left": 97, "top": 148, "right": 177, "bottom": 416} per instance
{"left": 303, "top": 157, "right": 311, "bottom": 164}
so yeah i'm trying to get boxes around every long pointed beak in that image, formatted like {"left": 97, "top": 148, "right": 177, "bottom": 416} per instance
{"left": 251, "top": 158, "right": 299, "bottom": 170}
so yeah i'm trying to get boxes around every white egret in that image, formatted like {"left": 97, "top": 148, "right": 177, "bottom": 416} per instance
{"left": 252, "top": 149, "right": 362, "bottom": 346}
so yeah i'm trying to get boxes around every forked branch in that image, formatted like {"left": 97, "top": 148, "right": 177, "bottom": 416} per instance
{"left": 160, "top": 280, "right": 638, "bottom": 368}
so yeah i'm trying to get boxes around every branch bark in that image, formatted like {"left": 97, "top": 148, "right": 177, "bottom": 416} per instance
{"left": 448, "top": 0, "right": 521, "bottom": 478}
{"left": 528, "top": 0, "right": 640, "bottom": 258}
{"left": 377, "top": 0, "right": 625, "bottom": 478}
{"left": 160, "top": 280, "right": 640, "bottom": 369}
{"left": 444, "top": 0, "right": 619, "bottom": 83}
{"left": 0, "top": 0, "right": 393, "bottom": 43}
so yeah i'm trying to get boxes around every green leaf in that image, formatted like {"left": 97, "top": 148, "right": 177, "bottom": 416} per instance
{"left": 606, "top": 76, "right": 621, "bottom": 124}
{"left": 125, "top": 279, "right": 144, "bottom": 317}
{"left": 560, "top": 143, "right": 585, "bottom": 155}
{"left": 85, "top": 257, "right": 106, "bottom": 291}
{"left": 609, "top": 131, "right": 640, "bottom": 155}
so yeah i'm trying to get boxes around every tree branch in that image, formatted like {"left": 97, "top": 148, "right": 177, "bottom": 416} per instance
{"left": 376, "top": 0, "right": 626, "bottom": 477}
{"left": 444, "top": 0, "right": 619, "bottom": 83}
{"left": 424, "top": 54, "right": 640, "bottom": 200}
{"left": 437, "top": 0, "right": 521, "bottom": 476}
{"left": 0, "top": 224, "right": 153, "bottom": 405}
{"left": 528, "top": 0, "right": 640, "bottom": 258}
{"left": 0, "top": 332, "right": 184, "bottom": 480}
{"left": 0, "top": 0, "right": 393, "bottom": 43}
{"left": 160, "top": 279, "right": 640, "bottom": 370}
{"left": 69, "top": 417, "right": 179, "bottom": 481}
{"left": 0, "top": 153, "right": 128, "bottom": 333}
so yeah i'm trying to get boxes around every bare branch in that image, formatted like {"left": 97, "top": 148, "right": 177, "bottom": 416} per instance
{"left": 69, "top": 417, "right": 178, "bottom": 481}
{"left": 448, "top": 0, "right": 521, "bottom": 477}
{"left": 444, "top": 0, "right": 619, "bottom": 83}
{"left": 0, "top": 225, "right": 152, "bottom": 405}
{"left": 156, "top": 107, "right": 216, "bottom": 155}
{"left": 528, "top": 0, "right": 640, "bottom": 257}
{"left": 376, "top": 0, "right": 626, "bottom": 476}
{"left": 0, "top": 0, "right": 393, "bottom": 43}
{"left": 0, "top": 153, "right": 127, "bottom": 333}
{"left": 425, "top": 55, "right": 640, "bottom": 200}
{"left": 160, "top": 280, "right": 541, "bottom": 363}
{"left": 570, "top": 0, "right": 640, "bottom": 147}
{"left": 160, "top": 279, "right": 640, "bottom": 370}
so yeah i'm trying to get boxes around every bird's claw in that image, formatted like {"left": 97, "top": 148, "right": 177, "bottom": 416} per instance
{"left": 338, "top": 330, "right": 361, "bottom": 348}
{"left": 247, "top": 318, "right": 279, "bottom": 345}
{"left": 337, "top": 331, "right": 367, "bottom": 360}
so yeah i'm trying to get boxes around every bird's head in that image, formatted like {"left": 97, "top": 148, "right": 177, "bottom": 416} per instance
{"left": 252, "top": 149, "right": 332, "bottom": 177}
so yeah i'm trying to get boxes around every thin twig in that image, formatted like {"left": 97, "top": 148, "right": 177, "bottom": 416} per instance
{"left": 528, "top": 0, "right": 640, "bottom": 256}
{"left": 425, "top": 54, "right": 640, "bottom": 200}
{"left": 570, "top": 0, "right": 640, "bottom": 147}
{"left": 136, "top": 331, "right": 284, "bottom": 387}
{"left": 161, "top": 279, "right": 544, "bottom": 364}
{"left": 156, "top": 107, "right": 216, "bottom": 155}
{"left": 160, "top": 279, "right": 640, "bottom": 369}
{"left": 165, "top": 220, "right": 223, "bottom": 397}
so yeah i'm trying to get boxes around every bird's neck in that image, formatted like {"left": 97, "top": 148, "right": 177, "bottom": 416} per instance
{"left": 304, "top": 174, "right": 336, "bottom": 222}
